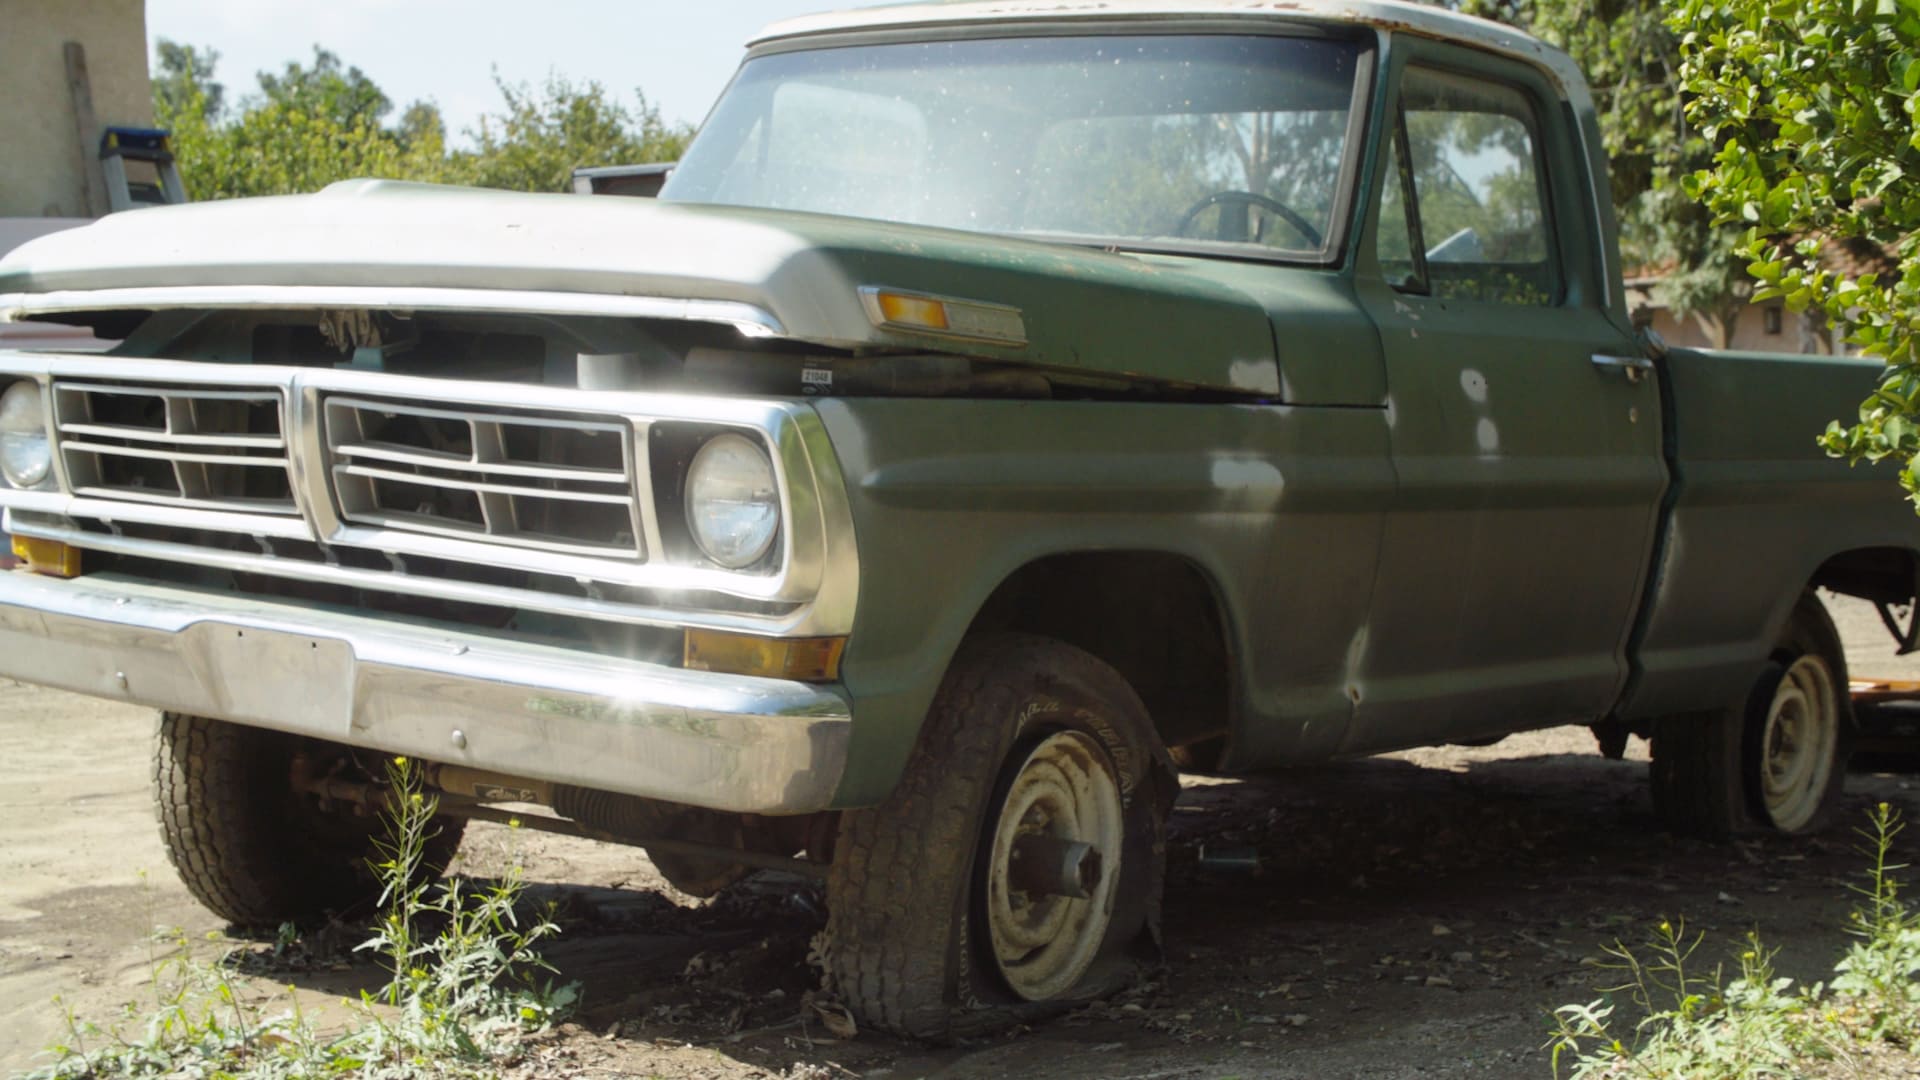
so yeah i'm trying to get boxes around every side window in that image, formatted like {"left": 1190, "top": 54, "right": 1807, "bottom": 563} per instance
{"left": 1387, "top": 66, "right": 1558, "bottom": 306}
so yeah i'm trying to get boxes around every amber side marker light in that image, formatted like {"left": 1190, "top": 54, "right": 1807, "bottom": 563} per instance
{"left": 12, "top": 536, "right": 80, "bottom": 578}
{"left": 858, "top": 286, "right": 1028, "bottom": 346}
{"left": 684, "top": 629, "right": 846, "bottom": 682}
{"left": 874, "top": 290, "right": 951, "bottom": 331}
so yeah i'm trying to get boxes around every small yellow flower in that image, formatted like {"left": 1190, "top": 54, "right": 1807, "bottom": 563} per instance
{"left": 394, "top": 755, "right": 408, "bottom": 766}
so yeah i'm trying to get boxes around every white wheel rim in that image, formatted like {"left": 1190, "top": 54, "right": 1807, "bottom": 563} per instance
{"left": 1759, "top": 654, "right": 1839, "bottom": 832}
{"left": 984, "top": 729, "right": 1124, "bottom": 1002}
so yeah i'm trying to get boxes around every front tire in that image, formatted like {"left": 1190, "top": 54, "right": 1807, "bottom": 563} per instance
{"left": 153, "top": 713, "right": 464, "bottom": 926}
{"left": 1651, "top": 593, "right": 1851, "bottom": 839}
{"left": 823, "top": 634, "right": 1176, "bottom": 1040}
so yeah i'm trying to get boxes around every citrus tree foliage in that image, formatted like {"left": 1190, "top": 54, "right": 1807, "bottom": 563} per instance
{"left": 1449, "top": 0, "right": 1757, "bottom": 344}
{"left": 1673, "top": 0, "right": 1920, "bottom": 498}
{"left": 151, "top": 40, "right": 691, "bottom": 200}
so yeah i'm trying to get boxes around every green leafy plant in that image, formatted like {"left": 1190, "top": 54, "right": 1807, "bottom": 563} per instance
{"left": 35, "top": 927, "right": 326, "bottom": 1078}
{"left": 1549, "top": 803, "right": 1920, "bottom": 1078}
{"left": 1831, "top": 803, "right": 1920, "bottom": 1040}
{"left": 1673, "top": 0, "right": 1920, "bottom": 505}
{"left": 27, "top": 756, "right": 575, "bottom": 1078}
{"left": 1548, "top": 921, "right": 1803, "bottom": 1079}
{"left": 350, "top": 757, "right": 578, "bottom": 1060}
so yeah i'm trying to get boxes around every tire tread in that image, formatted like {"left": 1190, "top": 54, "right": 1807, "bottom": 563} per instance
{"left": 153, "top": 713, "right": 462, "bottom": 926}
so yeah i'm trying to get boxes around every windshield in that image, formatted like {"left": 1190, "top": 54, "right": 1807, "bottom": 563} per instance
{"left": 662, "top": 34, "right": 1368, "bottom": 260}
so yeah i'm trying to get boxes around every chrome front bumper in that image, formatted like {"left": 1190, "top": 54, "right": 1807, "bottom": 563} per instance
{"left": 0, "top": 571, "right": 851, "bottom": 814}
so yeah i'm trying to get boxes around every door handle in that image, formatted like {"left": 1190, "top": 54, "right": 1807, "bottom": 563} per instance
{"left": 1591, "top": 353, "right": 1654, "bottom": 385}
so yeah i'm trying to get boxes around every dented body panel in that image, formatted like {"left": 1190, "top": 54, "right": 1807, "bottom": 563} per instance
{"left": 817, "top": 396, "right": 1393, "bottom": 800}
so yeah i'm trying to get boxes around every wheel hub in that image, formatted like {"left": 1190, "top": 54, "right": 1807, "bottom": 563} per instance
{"left": 984, "top": 729, "right": 1123, "bottom": 1002}
{"left": 1758, "top": 654, "right": 1838, "bottom": 832}
{"left": 1008, "top": 834, "right": 1103, "bottom": 900}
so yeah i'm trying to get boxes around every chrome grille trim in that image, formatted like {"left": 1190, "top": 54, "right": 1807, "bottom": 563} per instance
{"left": 0, "top": 354, "right": 860, "bottom": 639}
{"left": 323, "top": 395, "right": 645, "bottom": 560}
{"left": 5, "top": 513, "right": 800, "bottom": 632}
{"left": 52, "top": 380, "right": 296, "bottom": 516}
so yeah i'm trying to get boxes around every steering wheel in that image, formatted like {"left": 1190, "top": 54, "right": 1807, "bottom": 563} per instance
{"left": 1175, "top": 191, "right": 1324, "bottom": 249}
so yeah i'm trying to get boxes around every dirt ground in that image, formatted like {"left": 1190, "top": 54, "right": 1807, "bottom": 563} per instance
{"left": 8, "top": 595, "right": 1920, "bottom": 1078}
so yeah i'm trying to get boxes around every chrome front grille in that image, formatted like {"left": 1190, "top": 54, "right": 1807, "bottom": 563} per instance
{"left": 323, "top": 395, "right": 645, "bottom": 560}
{"left": 4, "top": 356, "right": 851, "bottom": 637}
{"left": 52, "top": 381, "right": 296, "bottom": 515}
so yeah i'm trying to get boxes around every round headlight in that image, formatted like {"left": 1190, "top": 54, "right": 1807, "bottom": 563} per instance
{"left": 685, "top": 433, "right": 780, "bottom": 569}
{"left": 0, "top": 381, "right": 51, "bottom": 490}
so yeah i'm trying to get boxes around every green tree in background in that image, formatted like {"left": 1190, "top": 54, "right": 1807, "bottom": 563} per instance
{"left": 154, "top": 44, "right": 445, "bottom": 200}
{"left": 257, "top": 48, "right": 394, "bottom": 129}
{"left": 153, "top": 41, "right": 225, "bottom": 124}
{"left": 150, "top": 40, "right": 693, "bottom": 200}
{"left": 1446, "top": 0, "right": 1758, "bottom": 345}
{"left": 462, "top": 75, "right": 688, "bottom": 193}
{"left": 397, "top": 101, "right": 448, "bottom": 154}
{"left": 1674, "top": 0, "right": 1920, "bottom": 503}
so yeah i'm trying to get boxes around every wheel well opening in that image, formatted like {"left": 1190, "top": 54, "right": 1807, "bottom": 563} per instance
{"left": 967, "top": 552, "right": 1232, "bottom": 753}
{"left": 1811, "top": 547, "right": 1916, "bottom": 607}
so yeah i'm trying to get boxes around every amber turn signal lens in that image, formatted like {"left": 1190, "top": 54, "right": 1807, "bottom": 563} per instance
{"left": 12, "top": 536, "right": 80, "bottom": 578}
{"left": 684, "top": 629, "right": 846, "bottom": 682}
{"left": 873, "top": 291, "right": 951, "bottom": 331}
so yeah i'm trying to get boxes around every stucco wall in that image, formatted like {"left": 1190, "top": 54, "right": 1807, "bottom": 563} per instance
{"left": 0, "top": 0, "right": 153, "bottom": 218}
{"left": 1630, "top": 287, "right": 1843, "bottom": 356}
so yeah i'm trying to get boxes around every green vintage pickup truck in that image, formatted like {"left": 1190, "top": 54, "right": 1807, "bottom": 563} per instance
{"left": 0, "top": 0, "right": 1911, "bottom": 1038}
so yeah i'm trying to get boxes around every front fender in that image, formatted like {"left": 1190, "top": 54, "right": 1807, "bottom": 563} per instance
{"left": 816, "top": 396, "right": 1393, "bottom": 805}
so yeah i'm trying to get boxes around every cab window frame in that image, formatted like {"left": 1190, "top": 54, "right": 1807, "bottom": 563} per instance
{"left": 1369, "top": 47, "right": 1573, "bottom": 309}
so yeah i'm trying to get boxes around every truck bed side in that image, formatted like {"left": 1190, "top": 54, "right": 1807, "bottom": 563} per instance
{"left": 1624, "top": 346, "right": 1918, "bottom": 719}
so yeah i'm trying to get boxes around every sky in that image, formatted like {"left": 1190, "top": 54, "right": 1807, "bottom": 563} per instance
{"left": 143, "top": 1, "right": 855, "bottom": 141}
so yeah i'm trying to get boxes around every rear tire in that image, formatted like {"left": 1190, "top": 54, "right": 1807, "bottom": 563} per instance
{"left": 153, "top": 713, "right": 463, "bottom": 926}
{"left": 823, "top": 634, "right": 1176, "bottom": 1041}
{"left": 1651, "top": 593, "right": 1851, "bottom": 839}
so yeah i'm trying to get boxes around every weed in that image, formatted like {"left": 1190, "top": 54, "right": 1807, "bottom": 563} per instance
{"left": 25, "top": 755, "right": 576, "bottom": 1079}
{"left": 348, "top": 756, "right": 578, "bottom": 1060}
{"left": 1548, "top": 802, "right": 1920, "bottom": 1079}
{"left": 1830, "top": 803, "right": 1920, "bottom": 1040}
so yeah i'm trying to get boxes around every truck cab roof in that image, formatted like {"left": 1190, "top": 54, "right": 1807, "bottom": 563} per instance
{"left": 753, "top": 0, "right": 1587, "bottom": 102}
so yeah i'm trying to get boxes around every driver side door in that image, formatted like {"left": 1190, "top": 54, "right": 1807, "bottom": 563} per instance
{"left": 1347, "top": 42, "right": 1668, "bottom": 750}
